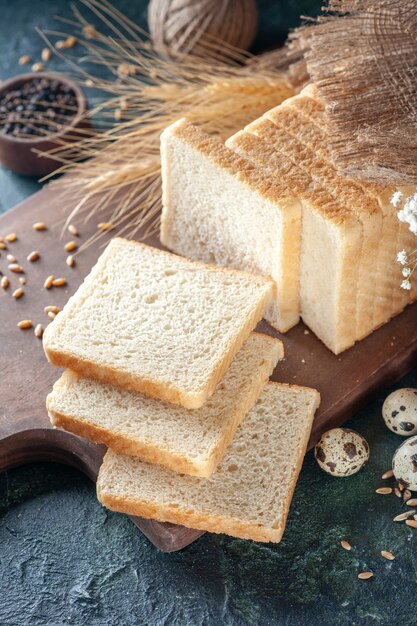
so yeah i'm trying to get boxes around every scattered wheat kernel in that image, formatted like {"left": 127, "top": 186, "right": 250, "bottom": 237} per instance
{"left": 19, "top": 55, "right": 30, "bottom": 65}
{"left": 27, "top": 250, "right": 40, "bottom": 262}
{"left": 55, "top": 40, "right": 66, "bottom": 50}
{"left": 381, "top": 550, "right": 395, "bottom": 561}
{"left": 358, "top": 572, "right": 374, "bottom": 580}
{"left": 33, "top": 222, "right": 47, "bottom": 231}
{"left": 44, "top": 305, "right": 60, "bottom": 314}
{"left": 65, "top": 35, "right": 77, "bottom": 48}
{"left": 85, "top": 79, "right": 94, "bottom": 87}
{"left": 114, "top": 109, "right": 123, "bottom": 121}
{"left": 8, "top": 264, "right": 23, "bottom": 274}
{"left": 48, "top": 311, "right": 56, "bottom": 320}
{"left": 6, "top": 254, "right": 16, "bottom": 262}
{"left": 68, "top": 224, "right": 78, "bottom": 236}
{"left": 66, "top": 254, "right": 75, "bottom": 267}
{"left": 52, "top": 278, "right": 66, "bottom": 287}
{"left": 34, "top": 324, "right": 43, "bottom": 338}
{"left": 404, "top": 490, "right": 412, "bottom": 501}
{"left": 0, "top": 242, "right": 6, "bottom": 249}
{"left": 12, "top": 287, "right": 24, "bottom": 299}
{"left": 398, "top": 483, "right": 405, "bottom": 492}
{"left": 17, "top": 319, "right": 32, "bottom": 329}
{"left": 393, "top": 511, "right": 413, "bottom": 522}
{"left": 395, "top": 488, "right": 402, "bottom": 498}
{"left": 341, "top": 540, "right": 351, "bottom": 551}
{"left": 5, "top": 233, "right": 17, "bottom": 242}
{"left": 1, "top": 276, "right": 9, "bottom": 289}
{"left": 376, "top": 487, "right": 392, "bottom": 495}
{"left": 382, "top": 470, "right": 394, "bottom": 480}
{"left": 406, "top": 519, "right": 417, "bottom": 528}
{"left": 41, "top": 48, "right": 52, "bottom": 62}
{"left": 98, "top": 222, "right": 114, "bottom": 231}
{"left": 406, "top": 498, "right": 417, "bottom": 507}
{"left": 19, "top": 277, "right": 26, "bottom": 285}
{"left": 32, "top": 62, "right": 44, "bottom": 72}
{"left": 44, "top": 275, "right": 54, "bottom": 289}
{"left": 64, "top": 241, "right": 77, "bottom": 252}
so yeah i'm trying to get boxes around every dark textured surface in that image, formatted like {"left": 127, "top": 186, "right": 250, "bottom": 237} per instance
{"left": 4, "top": 1, "right": 417, "bottom": 626}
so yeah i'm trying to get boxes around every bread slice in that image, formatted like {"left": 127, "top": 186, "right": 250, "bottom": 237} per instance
{"left": 226, "top": 127, "right": 362, "bottom": 354}
{"left": 43, "top": 238, "right": 273, "bottom": 410}
{"left": 160, "top": 118, "right": 302, "bottom": 333}
{"left": 97, "top": 382, "right": 320, "bottom": 543}
{"left": 47, "top": 333, "right": 283, "bottom": 477}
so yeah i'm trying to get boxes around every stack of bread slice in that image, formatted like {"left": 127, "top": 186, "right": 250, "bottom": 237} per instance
{"left": 43, "top": 238, "right": 320, "bottom": 543}
{"left": 160, "top": 84, "right": 416, "bottom": 355}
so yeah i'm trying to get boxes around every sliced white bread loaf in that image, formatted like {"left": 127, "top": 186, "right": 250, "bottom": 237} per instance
{"left": 160, "top": 118, "right": 302, "bottom": 333}
{"left": 97, "top": 382, "right": 320, "bottom": 543}
{"left": 47, "top": 333, "right": 283, "bottom": 477}
{"left": 43, "top": 239, "right": 273, "bottom": 410}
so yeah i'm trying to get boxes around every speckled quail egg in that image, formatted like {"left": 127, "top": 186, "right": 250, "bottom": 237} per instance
{"left": 314, "top": 428, "right": 370, "bottom": 476}
{"left": 392, "top": 436, "right": 417, "bottom": 491}
{"left": 382, "top": 388, "right": 417, "bottom": 436}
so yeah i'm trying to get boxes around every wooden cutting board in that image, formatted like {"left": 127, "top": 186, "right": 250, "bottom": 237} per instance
{"left": 1, "top": 183, "right": 417, "bottom": 552}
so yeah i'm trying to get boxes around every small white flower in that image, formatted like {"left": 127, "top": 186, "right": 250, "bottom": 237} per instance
{"left": 401, "top": 279, "right": 412, "bottom": 290}
{"left": 402, "top": 267, "right": 411, "bottom": 277}
{"left": 398, "top": 193, "right": 417, "bottom": 234}
{"left": 391, "top": 191, "right": 403, "bottom": 208}
{"left": 397, "top": 250, "right": 408, "bottom": 265}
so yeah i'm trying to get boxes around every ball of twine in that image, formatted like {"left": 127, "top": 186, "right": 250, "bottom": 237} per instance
{"left": 148, "top": 0, "right": 258, "bottom": 59}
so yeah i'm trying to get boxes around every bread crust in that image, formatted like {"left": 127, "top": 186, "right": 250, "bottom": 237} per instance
{"left": 97, "top": 489, "right": 284, "bottom": 543}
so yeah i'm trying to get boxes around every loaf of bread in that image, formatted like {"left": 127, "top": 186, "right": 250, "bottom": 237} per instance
{"left": 160, "top": 86, "right": 415, "bottom": 354}
{"left": 97, "top": 382, "right": 320, "bottom": 543}
{"left": 47, "top": 333, "right": 283, "bottom": 477}
{"left": 43, "top": 238, "right": 273, "bottom": 409}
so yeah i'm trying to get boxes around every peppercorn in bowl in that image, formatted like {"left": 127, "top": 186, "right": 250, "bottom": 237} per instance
{"left": 0, "top": 72, "right": 88, "bottom": 176}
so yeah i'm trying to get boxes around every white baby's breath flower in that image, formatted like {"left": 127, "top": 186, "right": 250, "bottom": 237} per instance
{"left": 402, "top": 267, "right": 411, "bottom": 277}
{"left": 391, "top": 190, "right": 403, "bottom": 208}
{"left": 401, "top": 279, "right": 412, "bottom": 291}
{"left": 398, "top": 193, "right": 417, "bottom": 235}
{"left": 397, "top": 250, "right": 408, "bottom": 265}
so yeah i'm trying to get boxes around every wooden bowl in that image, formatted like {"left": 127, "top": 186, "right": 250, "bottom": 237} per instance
{"left": 0, "top": 72, "right": 89, "bottom": 177}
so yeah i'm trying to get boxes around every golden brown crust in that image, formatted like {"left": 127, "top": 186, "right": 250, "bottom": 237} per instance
{"left": 97, "top": 488, "right": 283, "bottom": 543}
{"left": 163, "top": 119, "right": 297, "bottom": 208}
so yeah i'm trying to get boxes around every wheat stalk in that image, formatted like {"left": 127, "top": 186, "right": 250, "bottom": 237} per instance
{"left": 37, "top": 0, "right": 293, "bottom": 245}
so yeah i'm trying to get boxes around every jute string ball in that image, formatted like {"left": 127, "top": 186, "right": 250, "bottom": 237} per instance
{"left": 148, "top": 0, "right": 259, "bottom": 59}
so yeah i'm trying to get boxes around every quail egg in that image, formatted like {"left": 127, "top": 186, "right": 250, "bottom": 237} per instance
{"left": 382, "top": 388, "right": 417, "bottom": 436}
{"left": 314, "top": 428, "right": 370, "bottom": 476}
{"left": 392, "top": 435, "right": 417, "bottom": 491}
